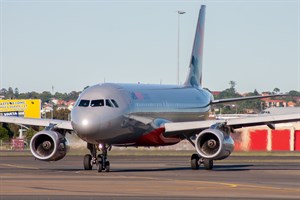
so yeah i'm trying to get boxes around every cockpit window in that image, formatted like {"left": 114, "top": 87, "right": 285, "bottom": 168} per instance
{"left": 78, "top": 99, "right": 118, "bottom": 108}
{"left": 78, "top": 100, "right": 90, "bottom": 107}
{"left": 105, "top": 99, "right": 113, "bottom": 107}
{"left": 91, "top": 99, "right": 104, "bottom": 107}
{"left": 111, "top": 99, "right": 119, "bottom": 108}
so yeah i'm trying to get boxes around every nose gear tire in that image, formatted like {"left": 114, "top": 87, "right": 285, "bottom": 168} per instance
{"left": 83, "top": 154, "right": 92, "bottom": 170}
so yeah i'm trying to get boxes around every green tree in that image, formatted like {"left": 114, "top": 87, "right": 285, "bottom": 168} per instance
{"left": 273, "top": 88, "right": 280, "bottom": 94}
{"left": 39, "top": 91, "right": 53, "bottom": 103}
{"left": 1, "top": 123, "right": 14, "bottom": 138}
{"left": 253, "top": 89, "right": 259, "bottom": 95}
{"left": 53, "top": 109, "right": 70, "bottom": 120}
{"left": 54, "top": 92, "right": 67, "bottom": 100}
{"left": 25, "top": 128, "right": 36, "bottom": 141}
{"left": 0, "top": 126, "right": 9, "bottom": 142}
{"left": 14, "top": 88, "right": 19, "bottom": 98}
{"left": 229, "top": 80, "right": 236, "bottom": 89}
{"left": 0, "top": 88, "right": 7, "bottom": 96}
{"left": 213, "top": 81, "right": 241, "bottom": 114}
{"left": 238, "top": 91, "right": 262, "bottom": 113}
{"left": 28, "top": 91, "right": 39, "bottom": 99}
{"left": 65, "top": 91, "right": 80, "bottom": 101}
{"left": 217, "top": 81, "right": 239, "bottom": 99}
{"left": 7, "top": 87, "right": 14, "bottom": 99}
{"left": 288, "top": 90, "right": 300, "bottom": 96}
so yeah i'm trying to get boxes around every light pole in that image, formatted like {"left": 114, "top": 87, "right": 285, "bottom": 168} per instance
{"left": 177, "top": 10, "right": 185, "bottom": 85}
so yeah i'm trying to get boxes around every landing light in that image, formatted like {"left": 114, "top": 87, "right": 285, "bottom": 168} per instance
{"left": 82, "top": 119, "right": 89, "bottom": 126}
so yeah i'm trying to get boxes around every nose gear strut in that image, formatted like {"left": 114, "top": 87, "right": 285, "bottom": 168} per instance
{"left": 97, "top": 144, "right": 110, "bottom": 172}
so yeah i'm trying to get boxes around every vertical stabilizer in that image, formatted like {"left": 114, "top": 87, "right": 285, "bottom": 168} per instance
{"left": 183, "top": 5, "right": 206, "bottom": 88}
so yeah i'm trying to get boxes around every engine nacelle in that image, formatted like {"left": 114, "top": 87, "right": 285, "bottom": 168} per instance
{"left": 30, "top": 130, "right": 69, "bottom": 161}
{"left": 195, "top": 126, "right": 234, "bottom": 160}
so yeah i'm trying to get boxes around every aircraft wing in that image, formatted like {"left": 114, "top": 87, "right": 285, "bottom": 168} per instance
{"left": 0, "top": 116, "right": 73, "bottom": 130}
{"left": 163, "top": 113, "right": 300, "bottom": 137}
{"left": 211, "top": 94, "right": 284, "bottom": 105}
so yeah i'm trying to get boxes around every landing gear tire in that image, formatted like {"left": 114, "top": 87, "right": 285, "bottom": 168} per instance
{"left": 191, "top": 154, "right": 200, "bottom": 170}
{"left": 83, "top": 154, "right": 93, "bottom": 170}
{"left": 96, "top": 144, "right": 111, "bottom": 173}
{"left": 203, "top": 159, "right": 213, "bottom": 170}
{"left": 97, "top": 162, "right": 103, "bottom": 173}
{"left": 85, "top": 143, "right": 111, "bottom": 172}
{"left": 97, "top": 158, "right": 110, "bottom": 173}
{"left": 105, "top": 161, "right": 110, "bottom": 172}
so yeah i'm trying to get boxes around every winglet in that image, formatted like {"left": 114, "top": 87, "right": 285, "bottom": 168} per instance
{"left": 184, "top": 5, "right": 206, "bottom": 88}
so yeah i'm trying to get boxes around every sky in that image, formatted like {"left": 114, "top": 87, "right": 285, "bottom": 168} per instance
{"left": 0, "top": 0, "right": 299, "bottom": 94}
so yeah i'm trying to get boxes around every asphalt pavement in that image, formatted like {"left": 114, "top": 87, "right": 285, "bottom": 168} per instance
{"left": 1, "top": 154, "right": 300, "bottom": 200}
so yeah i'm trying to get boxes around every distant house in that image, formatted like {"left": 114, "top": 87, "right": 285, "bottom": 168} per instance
{"left": 287, "top": 101, "right": 297, "bottom": 107}
{"left": 41, "top": 103, "right": 53, "bottom": 114}
{"left": 244, "top": 108, "right": 255, "bottom": 114}
{"left": 50, "top": 99, "right": 76, "bottom": 111}
{"left": 211, "top": 91, "right": 221, "bottom": 96}
{"left": 57, "top": 105, "right": 68, "bottom": 110}
{"left": 294, "top": 97, "right": 300, "bottom": 103}
{"left": 57, "top": 100, "right": 66, "bottom": 106}
{"left": 263, "top": 99, "right": 287, "bottom": 108}
{"left": 51, "top": 98, "right": 59, "bottom": 105}
{"left": 66, "top": 100, "right": 75, "bottom": 106}
{"left": 66, "top": 100, "right": 76, "bottom": 111}
{"left": 262, "top": 92, "right": 271, "bottom": 96}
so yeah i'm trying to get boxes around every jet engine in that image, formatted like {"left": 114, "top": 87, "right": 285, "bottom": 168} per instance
{"left": 195, "top": 124, "right": 234, "bottom": 160}
{"left": 30, "top": 130, "right": 69, "bottom": 161}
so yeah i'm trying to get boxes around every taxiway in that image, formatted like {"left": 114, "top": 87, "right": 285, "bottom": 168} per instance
{"left": 0, "top": 154, "right": 299, "bottom": 199}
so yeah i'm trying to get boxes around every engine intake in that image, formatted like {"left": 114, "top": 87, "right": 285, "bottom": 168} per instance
{"left": 30, "top": 130, "right": 69, "bottom": 161}
{"left": 195, "top": 125, "right": 234, "bottom": 160}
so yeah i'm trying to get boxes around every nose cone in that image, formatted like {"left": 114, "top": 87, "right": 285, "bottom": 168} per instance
{"left": 71, "top": 108, "right": 101, "bottom": 135}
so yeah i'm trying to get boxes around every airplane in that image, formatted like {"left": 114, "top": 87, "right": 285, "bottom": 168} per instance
{"left": 0, "top": 5, "right": 299, "bottom": 172}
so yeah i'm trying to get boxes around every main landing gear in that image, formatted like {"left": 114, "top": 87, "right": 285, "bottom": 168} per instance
{"left": 190, "top": 153, "right": 213, "bottom": 170}
{"left": 183, "top": 135, "right": 214, "bottom": 170}
{"left": 83, "top": 143, "right": 111, "bottom": 172}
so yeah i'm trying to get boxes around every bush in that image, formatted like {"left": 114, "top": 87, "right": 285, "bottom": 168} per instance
{"left": 0, "top": 126, "right": 9, "bottom": 142}
{"left": 25, "top": 128, "right": 36, "bottom": 141}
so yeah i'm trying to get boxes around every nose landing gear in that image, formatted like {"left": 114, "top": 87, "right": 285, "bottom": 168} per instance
{"left": 83, "top": 143, "right": 111, "bottom": 172}
{"left": 97, "top": 144, "right": 110, "bottom": 172}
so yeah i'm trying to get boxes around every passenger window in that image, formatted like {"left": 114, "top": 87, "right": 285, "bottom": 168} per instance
{"left": 111, "top": 99, "right": 119, "bottom": 108}
{"left": 106, "top": 99, "right": 113, "bottom": 107}
{"left": 78, "top": 100, "right": 90, "bottom": 107}
{"left": 91, "top": 99, "right": 104, "bottom": 107}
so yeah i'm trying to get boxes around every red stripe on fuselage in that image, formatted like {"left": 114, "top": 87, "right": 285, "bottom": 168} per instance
{"left": 135, "top": 127, "right": 180, "bottom": 146}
